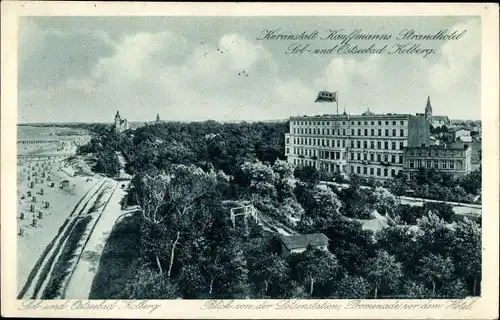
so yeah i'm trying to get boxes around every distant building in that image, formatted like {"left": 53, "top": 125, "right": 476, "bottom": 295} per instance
{"left": 453, "top": 128, "right": 471, "bottom": 141}
{"left": 114, "top": 111, "right": 130, "bottom": 133}
{"left": 425, "top": 96, "right": 451, "bottom": 128}
{"left": 279, "top": 233, "right": 329, "bottom": 257}
{"left": 156, "top": 114, "right": 160, "bottom": 122}
{"left": 402, "top": 144, "right": 472, "bottom": 180}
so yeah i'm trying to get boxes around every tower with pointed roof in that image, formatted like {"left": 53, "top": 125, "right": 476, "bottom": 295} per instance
{"left": 425, "top": 95, "right": 433, "bottom": 118}
{"left": 114, "top": 111, "right": 121, "bottom": 128}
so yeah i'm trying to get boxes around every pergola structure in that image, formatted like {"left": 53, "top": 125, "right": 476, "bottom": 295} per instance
{"left": 229, "top": 204, "right": 257, "bottom": 234}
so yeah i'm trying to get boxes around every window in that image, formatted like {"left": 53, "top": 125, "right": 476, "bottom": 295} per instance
{"left": 343, "top": 121, "right": 346, "bottom": 125}
{"left": 385, "top": 129, "right": 389, "bottom": 136}
{"left": 342, "top": 140, "right": 346, "bottom": 148}
{"left": 391, "top": 155, "right": 396, "bottom": 163}
{"left": 370, "top": 153, "right": 374, "bottom": 161}
{"left": 363, "top": 141, "right": 368, "bottom": 149}
{"left": 358, "top": 129, "right": 361, "bottom": 136}
{"left": 391, "top": 169, "right": 395, "bottom": 177}
{"left": 377, "top": 141, "right": 381, "bottom": 149}
{"left": 377, "top": 154, "right": 381, "bottom": 162}
{"left": 364, "top": 129, "right": 368, "bottom": 136}
{"left": 286, "top": 137, "right": 290, "bottom": 144}
{"left": 416, "top": 160, "right": 422, "bottom": 168}
{"left": 370, "top": 129, "right": 374, "bottom": 136}
{"left": 351, "top": 129, "right": 355, "bottom": 136}
{"left": 409, "top": 161, "right": 414, "bottom": 168}
{"left": 384, "top": 169, "right": 388, "bottom": 177}
{"left": 377, "top": 168, "right": 381, "bottom": 176}
{"left": 456, "top": 161, "right": 462, "bottom": 169}
{"left": 400, "top": 121, "right": 404, "bottom": 125}
{"left": 357, "top": 141, "right": 361, "bottom": 148}
{"left": 384, "top": 154, "right": 389, "bottom": 162}
{"left": 370, "top": 168, "right": 374, "bottom": 175}
{"left": 392, "top": 121, "right": 396, "bottom": 125}
{"left": 364, "top": 121, "right": 368, "bottom": 125}
{"left": 358, "top": 121, "right": 361, "bottom": 125}
{"left": 400, "top": 129, "right": 404, "bottom": 137}
{"left": 357, "top": 153, "right": 361, "bottom": 160}
{"left": 364, "top": 153, "right": 367, "bottom": 161}
{"left": 399, "top": 142, "right": 404, "bottom": 150}
{"left": 426, "top": 161, "right": 431, "bottom": 169}
{"left": 293, "top": 128, "right": 296, "bottom": 134}
{"left": 378, "top": 129, "right": 382, "bottom": 136}
{"left": 322, "top": 129, "right": 325, "bottom": 135}
{"left": 378, "top": 121, "right": 382, "bottom": 125}
{"left": 351, "top": 152, "right": 355, "bottom": 160}
{"left": 399, "top": 156, "right": 403, "bottom": 164}
{"left": 392, "top": 129, "right": 396, "bottom": 137}
{"left": 351, "top": 166, "right": 354, "bottom": 173}
{"left": 363, "top": 167, "right": 368, "bottom": 175}
{"left": 384, "top": 141, "right": 388, "bottom": 149}
{"left": 343, "top": 129, "right": 346, "bottom": 136}
{"left": 371, "top": 121, "right": 374, "bottom": 125}
{"left": 351, "top": 141, "right": 354, "bottom": 148}
{"left": 309, "top": 128, "right": 311, "bottom": 134}
{"left": 338, "top": 129, "right": 341, "bottom": 136}
{"left": 326, "top": 129, "right": 330, "bottom": 135}
{"left": 286, "top": 147, "right": 290, "bottom": 154}
{"left": 370, "top": 141, "right": 374, "bottom": 149}
{"left": 385, "top": 121, "right": 389, "bottom": 125}
{"left": 392, "top": 142, "right": 396, "bottom": 150}
{"left": 442, "top": 161, "right": 447, "bottom": 169}
{"left": 326, "top": 122, "right": 330, "bottom": 125}
{"left": 434, "top": 161, "right": 439, "bottom": 169}
{"left": 357, "top": 167, "right": 361, "bottom": 174}
{"left": 294, "top": 159, "right": 296, "bottom": 165}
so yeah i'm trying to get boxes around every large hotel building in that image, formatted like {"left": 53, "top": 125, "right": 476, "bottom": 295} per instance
{"left": 285, "top": 111, "right": 431, "bottom": 180}
{"left": 284, "top": 97, "right": 473, "bottom": 181}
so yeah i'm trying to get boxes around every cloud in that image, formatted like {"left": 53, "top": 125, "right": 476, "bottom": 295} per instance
{"left": 428, "top": 19, "right": 480, "bottom": 92}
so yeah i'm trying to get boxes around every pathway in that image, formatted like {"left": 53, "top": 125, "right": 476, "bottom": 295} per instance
{"left": 64, "top": 181, "right": 131, "bottom": 299}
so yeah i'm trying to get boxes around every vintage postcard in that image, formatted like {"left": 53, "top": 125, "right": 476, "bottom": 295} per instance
{"left": 1, "top": 1, "right": 499, "bottom": 319}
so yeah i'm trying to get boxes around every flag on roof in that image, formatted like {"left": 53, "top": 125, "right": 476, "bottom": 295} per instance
{"left": 315, "top": 91, "right": 337, "bottom": 102}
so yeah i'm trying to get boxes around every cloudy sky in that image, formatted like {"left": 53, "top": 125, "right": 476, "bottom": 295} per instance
{"left": 18, "top": 16, "right": 480, "bottom": 123}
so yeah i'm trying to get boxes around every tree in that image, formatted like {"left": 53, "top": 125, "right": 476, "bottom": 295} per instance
{"left": 371, "top": 187, "right": 397, "bottom": 215}
{"left": 294, "top": 165, "right": 320, "bottom": 186}
{"left": 450, "top": 218, "right": 481, "bottom": 296}
{"left": 133, "top": 165, "right": 221, "bottom": 279}
{"left": 249, "top": 252, "right": 288, "bottom": 296}
{"left": 418, "top": 254, "right": 455, "bottom": 297}
{"left": 332, "top": 275, "right": 371, "bottom": 299}
{"left": 424, "top": 202, "right": 455, "bottom": 223}
{"left": 295, "top": 247, "right": 339, "bottom": 296}
{"left": 124, "top": 266, "right": 180, "bottom": 299}
{"left": 365, "top": 250, "right": 403, "bottom": 299}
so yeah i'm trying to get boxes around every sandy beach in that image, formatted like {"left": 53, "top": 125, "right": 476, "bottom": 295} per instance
{"left": 16, "top": 126, "right": 94, "bottom": 294}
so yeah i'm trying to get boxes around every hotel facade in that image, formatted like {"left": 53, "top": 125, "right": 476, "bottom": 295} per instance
{"left": 285, "top": 111, "right": 431, "bottom": 180}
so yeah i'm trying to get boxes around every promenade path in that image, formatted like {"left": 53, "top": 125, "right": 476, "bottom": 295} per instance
{"left": 64, "top": 181, "right": 131, "bottom": 299}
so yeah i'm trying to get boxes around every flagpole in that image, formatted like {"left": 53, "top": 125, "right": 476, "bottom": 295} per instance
{"left": 336, "top": 91, "right": 339, "bottom": 115}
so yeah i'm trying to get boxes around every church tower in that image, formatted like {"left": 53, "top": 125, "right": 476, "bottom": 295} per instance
{"left": 115, "top": 111, "right": 121, "bottom": 127}
{"left": 424, "top": 95, "right": 433, "bottom": 118}
{"left": 156, "top": 114, "right": 160, "bottom": 122}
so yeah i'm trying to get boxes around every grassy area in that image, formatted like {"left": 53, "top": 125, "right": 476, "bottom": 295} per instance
{"left": 89, "top": 214, "right": 141, "bottom": 299}
{"left": 41, "top": 215, "right": 93, "bottom": 299}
